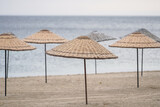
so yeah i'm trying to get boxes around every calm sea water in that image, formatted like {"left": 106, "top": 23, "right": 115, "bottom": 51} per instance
{"left": 0, "top": 16, "right": 160, "bottom": 77}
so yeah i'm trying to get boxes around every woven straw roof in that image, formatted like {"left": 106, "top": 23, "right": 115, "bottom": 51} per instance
{"left": 87, "top": 31, "right": 116, "bottom": 42}
{"left": 24, "top": 29, "right": 68, "bottom": 44}
{"left": 0, "top": 33, "right": 36, "bottom": 51}
{"left": 110, "top": 32, "right": 160, "bottom": 48}
{"left": 132, "top": 28, "right": 160, "bottom": 42}
{"left": 46, "top": 36, "right": 118, "bottom": 59}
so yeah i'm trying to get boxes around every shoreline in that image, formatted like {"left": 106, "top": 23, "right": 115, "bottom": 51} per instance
{"left": 0, "top": 70, "right": 160, "bottom": 79}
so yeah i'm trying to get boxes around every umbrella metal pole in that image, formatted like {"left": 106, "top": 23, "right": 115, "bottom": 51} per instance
{"left": 84, "top": 59, "right": 88, "bottom": 104}
{"left": 95, "top": 59, "right": 97, "bottom": 74}
{"left": 44, "top": 44, "right": 47, "bottom": 83}
{"left": 6, "top": 50, "right": 9, "bottom": 78}
{"left": 5, "top": 50, "right": 7, "bottom": 96}
{"left": 137, "top": 48, "right": 139, "bottom": 88}
{"left": 141, "top": 49, "right": 143, "bottom": 77}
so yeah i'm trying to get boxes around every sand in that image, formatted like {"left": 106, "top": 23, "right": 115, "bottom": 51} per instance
{"left": 0, "top": 71, "right": 160, "bottom": 107}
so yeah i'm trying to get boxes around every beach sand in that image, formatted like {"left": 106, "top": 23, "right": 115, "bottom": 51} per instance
{"left": 0, "top": 71, "right": 160, "bottom": 107}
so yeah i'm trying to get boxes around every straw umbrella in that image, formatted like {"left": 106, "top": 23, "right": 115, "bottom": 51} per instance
{"left": 46, "top": 36, "right": 118, "bottom": 104}
{"left": 109, "top": 32, "right": 160, "bottom": 88}
{"left": 87, "top": 31, "right": 116, "bottom": 42}
{"left": 131, "top": 28, "right": 160, "bottom": 76}
{"left": 133, "top": 28, "right": 160, "bottom": 42}
{"left": 0, "top": 33, "right": 36, "bottom": 96}
{"left": 87, "top": 31, "right": 116, "bottom": 74}
{"left": 24, "top": 30, "right": 68, "bottom": 83}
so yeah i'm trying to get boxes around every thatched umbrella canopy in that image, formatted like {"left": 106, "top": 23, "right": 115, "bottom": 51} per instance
{"left": 132, "top": 28, "right": 160, "bottom": 42}
{"left": 87, "top": 31, "right": 116, "bottom": 74}
{"left": 24, "top": 29, "right": 68, "bottom": 44}
{"left": 110, "top": 32, "right": 160, "bottom": 88}
{"left": 0, "top": 33, "right": 36, "bottom": 96}
{"left": 125, "top": 28, "right": 160, "bottom": 76}
{"left": 47, "top": 36, "right": 118, "bottom": 104}
{"left": 87, "top": 31, "right": 116, "bottom": 42}
{"left": 24, "top": 30, "right": 68, "bottom": 83}
{"left": 0, "top": 33, "right": 35, "bottom": 51}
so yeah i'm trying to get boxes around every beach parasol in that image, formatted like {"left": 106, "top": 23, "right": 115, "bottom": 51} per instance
{"left": 0, "top": 33, "right": 36, "bottom": 96}
{"left": 87, "top": 31, "right": 116, "bottom": 74}
{"left": 24, "top": 30, "right": 68, "bottom": 83}
{"left": 46, "top": 36, "right": 118, "bottom": 104}
{"left": 110, "top": 32, "right": 160, "bottom": 88}
{"left": 87, "top": 31, "right": 116, "bottom": 42}
{"left": 133, "top": 28, "right": 160, "bottom": 42}
{"left": 131, "top": 28, "right": 160, "bottom": 76}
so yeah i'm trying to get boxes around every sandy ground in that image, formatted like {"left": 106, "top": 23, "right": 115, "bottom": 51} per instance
{"left": 0, "top": 71, "right": 160, "bottom": 107}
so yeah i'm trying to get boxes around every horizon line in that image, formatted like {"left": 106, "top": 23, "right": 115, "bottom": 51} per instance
{"left": 0, "top": 14, "right": 160, "bottom": 17}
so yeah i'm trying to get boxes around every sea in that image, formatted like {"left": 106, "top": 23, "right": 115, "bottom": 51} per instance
{"left": 0, "top": 16, "right": 160, "bottom": 77}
